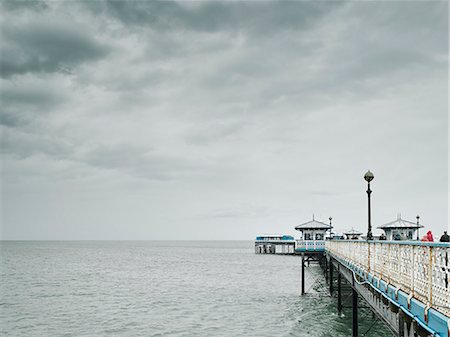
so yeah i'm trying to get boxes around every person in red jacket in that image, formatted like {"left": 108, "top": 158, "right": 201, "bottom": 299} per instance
{"left": 426, "top": 230, "right": 434, "bottom": 242}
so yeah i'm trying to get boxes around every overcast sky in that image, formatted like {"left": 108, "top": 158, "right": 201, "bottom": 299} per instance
{"left": 1, "top": 1, "right": 448, "bottom": 240}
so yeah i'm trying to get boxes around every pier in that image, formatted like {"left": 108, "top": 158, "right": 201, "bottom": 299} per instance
{"left": 298, "top": 239, "right": 450, "bottom": 337}
{"left": 255, "top": 171, "right": 449, "bottom": 336}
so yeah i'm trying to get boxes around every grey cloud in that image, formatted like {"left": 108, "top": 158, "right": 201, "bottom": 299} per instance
{"left": 0, "top": 111, "right": 26, "bottom": 128}
{"left": 0, "top": 77, "right": 70, "bottom": 129}
{"left": 0, "top": 0, "right": 48, "bottom": 12}
{"left": 1, "top": 1, "right": 447, "bottom": 240}
{"left": 1, "top": 127, "right": 75, "bottom": 159}
{"left": 1, "top": 80, "right": 66, "bottom": 109}
{"left": 1, "top": 20, "right": 110, "bottom": 78}
{"left": 83, "top": 1, "right": 340, "bottom": 33}
{"left": 82, "top": 144, "right": 153, "bottom": 170}
{"left": 1, "top": 135, "right": 204, "bottom": 182}
{"left": 232, "top": 4, "right": 444, "bottom": 76}
{"left": 201, "top": 5, "right": 446, "bottom": 108}
{"left": 80, "top": 144, "right": 207, "bottom": 181}
{"left": 86, "top": 1, "right": 447, "bottom": 112}
{"left": 184, "top": 119, "right": 247, "bottom": 145}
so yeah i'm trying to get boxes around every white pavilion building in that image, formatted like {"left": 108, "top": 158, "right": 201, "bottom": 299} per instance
{"left": 377, "top": 214, "right": 423, "bottom": 241}
{"left": 343, "top": 228, "right": 363, "bottom": 240}
{"left": 294, "top": 216, "right": 332, "bottom": 252}
{"left": 295, "top": 216, "right": 332, "bottom": 241}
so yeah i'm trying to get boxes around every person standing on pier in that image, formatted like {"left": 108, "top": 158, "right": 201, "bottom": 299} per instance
{"left": 421, "top": 230, "right": 435, "bottom": 242}
{"left": 440, "top": 231, "right": 450, "bottom": 242}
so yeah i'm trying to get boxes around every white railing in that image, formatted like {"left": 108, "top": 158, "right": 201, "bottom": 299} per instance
{"left": 326, "top": 240, "right": 450, "bottom": 317}
{"left": 296, "top": 240, "right": 326, "bottom": 251}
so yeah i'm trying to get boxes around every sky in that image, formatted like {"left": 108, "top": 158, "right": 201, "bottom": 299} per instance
{"left": 0, "top": 1, "right": 448, "bottom": 240}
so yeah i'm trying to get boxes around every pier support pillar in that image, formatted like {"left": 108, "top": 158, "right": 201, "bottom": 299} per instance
{"left": 337, "top": 271, "right": 342, "bottom": 314}
{"left": 301, "top": 254, "right": 305, "bottom": 296}
{"left": 352, "top": 288, "right": 358, "bottom": 337}
{"left": 329, "top": 261, "right": 334, "bottom": 295}
{"left": 398, "top": 309, "right": 405, "bottom": 337}
{"left": 325, "top": 257, "right": 328, "bottom": 281}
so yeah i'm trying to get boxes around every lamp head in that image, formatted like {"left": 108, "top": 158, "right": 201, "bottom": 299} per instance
{"left": 364, "top": 170, "right": 374, "bottom": 183}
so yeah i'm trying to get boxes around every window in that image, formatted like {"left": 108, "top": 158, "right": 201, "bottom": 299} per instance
{"left": 316, "top": 233, "right": 324, "bottom": 240}
{"left": 304, "top": 233, "right": 312, "bottom": 240}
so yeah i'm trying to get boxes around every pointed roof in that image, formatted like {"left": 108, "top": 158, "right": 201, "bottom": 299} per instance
{"left": 378, "top": 214, "right": 424, "bottom": 230}
{"left": 343, "top": 228, "right": 363, "bottom": 236}
{"left": 295, "top": 215, "right": 332, "bottom": 231}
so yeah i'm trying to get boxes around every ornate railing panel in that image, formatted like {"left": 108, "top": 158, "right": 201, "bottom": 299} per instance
{"left": 295, "top": 240, "right": 326, "bottom": 251}
{"left": 326, "top": 240, "right": 450, "bottom": 317}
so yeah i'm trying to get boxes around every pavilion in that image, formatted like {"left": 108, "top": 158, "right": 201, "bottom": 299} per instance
{"left": 343, "top": 228, "right": 363, "bottom": 240}
{"left": 377, "top": 214, "right": 423, "bottom": 240}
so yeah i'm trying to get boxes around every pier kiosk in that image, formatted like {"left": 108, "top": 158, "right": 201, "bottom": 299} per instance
{"left": 294, "top": 216, "right": 332, "bottom": 253}
{"left": 343, "top": 228, "right": 363, "bottom": 240}
{"left": 254, "top": 235, "right": 295, "bottom": 254}
{"left": 378, "top": 214, "right": 423, "bottom": 240}
{"left": 294, "top": 217, "right": 332, "bottom": 295}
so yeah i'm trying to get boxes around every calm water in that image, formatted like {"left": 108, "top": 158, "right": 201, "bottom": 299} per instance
{"left": 1, "top": 241, "right": 393, "bottom": 337}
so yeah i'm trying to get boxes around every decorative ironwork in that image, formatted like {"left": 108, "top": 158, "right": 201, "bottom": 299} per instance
{"left": 326, "top": 240, "right": 450, "bottom": 316}
{"left": 296, "top": 240, "right": 326, "bottom": 251}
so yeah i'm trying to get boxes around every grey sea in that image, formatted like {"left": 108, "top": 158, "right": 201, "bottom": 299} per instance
{"left": 1, "top": 241, "right": 393, "bottom": 337}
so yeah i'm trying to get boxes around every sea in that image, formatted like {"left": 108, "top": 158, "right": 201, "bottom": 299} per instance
{"left": 0, "top": 241, "right": 393, "bottom": 337}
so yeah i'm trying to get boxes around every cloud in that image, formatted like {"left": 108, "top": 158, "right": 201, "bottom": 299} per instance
{"left": 0, "top": 1, "right": 447, "bottom": 240}
{"left": 1, "top": 16, "right": 110, "bottom": 78}
{"left": 0, "top": 0, "right": 48, "bottom": 12}
{"left": 82, "top": 1, "right": 340, "bottom": 33}
{"left": 77, "top": 143, "right": 218, "bottom": 182}
{"left": 0, "top": 75, "right": 72, "bottom": 131}
{"left": 1, "top": 127, "right": 75, "bottom": 159}
{"left": 1, "top": 76, "right": 67, "bottom": 108}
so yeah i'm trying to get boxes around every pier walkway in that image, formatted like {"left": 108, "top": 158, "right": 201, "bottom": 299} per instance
{"left": 300, "top": 240, "right": 450, "bottom": 337}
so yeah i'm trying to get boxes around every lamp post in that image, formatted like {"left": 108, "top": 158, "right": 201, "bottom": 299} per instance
{"left": 329, "top": 216, "right": 333, "bottom": 239}
{"left": 364, "top": 170, "right": 374, "bottom": 240}
{"left": 416, "top": 215, "right": 420, "bottom": 240}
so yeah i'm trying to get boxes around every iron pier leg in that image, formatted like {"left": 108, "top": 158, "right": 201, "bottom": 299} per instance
{"left": 398, "top": 309, "right": 405, "bottom": 337}
{"left": 337, "top": 271, "right": 342, "bottom": 314}
{"left": 325, "top": 257, "right": 328, "bottom": 281}
{"left": 301, "top": 254, "right": 305, "bottom": 296}
{"left": 352, "top": 288, "right": 358, "bottom": 337}
{"left": 329, "top": 260, "right": 334, "bottom": 295}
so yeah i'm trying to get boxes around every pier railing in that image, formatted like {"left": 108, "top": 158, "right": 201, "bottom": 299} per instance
{"left": 326, "top": 240, "right": 450, "bottom": 317}
{"left": 296, "top": 240, "right": 326, "bottom": 252}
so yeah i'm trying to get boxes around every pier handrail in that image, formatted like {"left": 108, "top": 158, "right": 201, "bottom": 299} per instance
{"left": 296, "top": 239, "right": 326, "bottom": 251}
{"left": 326, "top": 240, "right": 450, "bottom": 317}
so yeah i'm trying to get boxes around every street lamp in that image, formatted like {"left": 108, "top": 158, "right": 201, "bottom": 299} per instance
{"left": 364, "top": 170, "right": 374, "bottom": 240}
{"left": 416, "top": 215, "right": 420, "bottom": 240}
{"left": 329, "top": 216, "right": 333, "bottom": 239}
